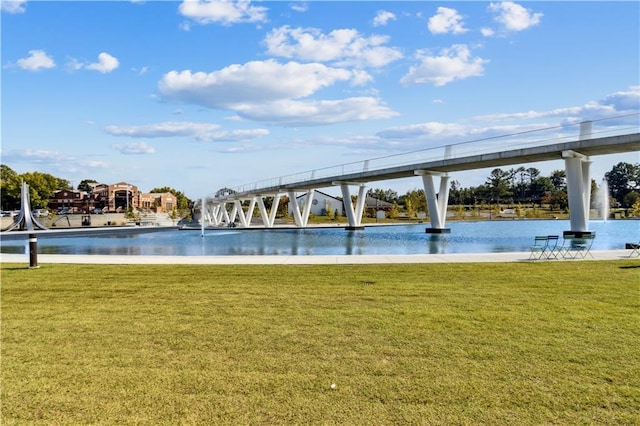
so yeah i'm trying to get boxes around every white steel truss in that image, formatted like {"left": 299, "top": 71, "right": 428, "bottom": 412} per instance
{"left": 256, "top": 194, "right": 282, "bottom": 228}
{"left": 288, "top": 190, "right": 315, "bottom": 227}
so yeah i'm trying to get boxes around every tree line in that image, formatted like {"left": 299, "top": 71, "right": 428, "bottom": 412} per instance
{"left": 2, "top": 161, "right": 638, "bottom": 215}
{"left": 367, "top": 162, "right": 640, "bottom": 211}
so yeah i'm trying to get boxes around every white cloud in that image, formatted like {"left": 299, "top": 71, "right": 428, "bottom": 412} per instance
{"left": 111, "top": 141, "right": 156, "bottom": 155}
{"left": 489, "top": 1, "right": 543, "bottom": 32}
{"left": 105, "top": 121, "right": 269, "bottom": 142}
{"left": 199, "top": 128, "right": 270, "bottom": 142}
{"left": 377, "top": 122, "right": 468, "bottom": 140}
{"left": 16, "top": 50, "right": 56, "bottom": 71}
{"left": 67, "top": 52, "right": 119, "bottom": 73}
{"left": 400, "top": 45, "right": 487, "bottom": 87}
{"left": 234, "top": 97, "right": 398, "bottom": 126}
{"left": 290, "top": 2, "right": 308, "bottom": 13}
{"left": 158, "top": 60, "right": 396, "bottom": 126}
{"left": 1, "top": 149, "right": 110, "bottom": 171}
{"left": 373, "top": 10, "right": 396, "bottom": 27}
{"left": 159, "top": 60, "right": 358, "bottom": 108}
{"left": 481, "top": 27, "right": 495, "bottom": 37}
{"left": 106, "top": 121, "right": 220, "bottom": 138}
{"left": 1, "top": 0, "right": 26, "bottom": 14}
{"left": 600, "top": 86, "right": 640, "bottom": 111}
{"left": 263, "top": 26, "right": 403, "bottom": 68}
{"left": 428, "top": 7, "right": 467, "bottom": 35}
{"left": 178, "top": 0, "right": 268, "bottom": 26}
{"left": 133, "top": 66, "right": 149, "bottom": 75}
{"left": 475, "top": 87, "right": 640, "bottom": 123}
{"left": 86, "top": 52, "right": 119, "bottom": 73}
{"left": 66, "top": 58, "right": 83, "bottom": 72}
{"left": 3, "top": 149, "right": 66, "bottom": 162}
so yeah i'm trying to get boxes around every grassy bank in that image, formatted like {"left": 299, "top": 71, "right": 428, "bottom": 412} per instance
{"left": 2, "top": 261, "right": 639, "bottom": 424}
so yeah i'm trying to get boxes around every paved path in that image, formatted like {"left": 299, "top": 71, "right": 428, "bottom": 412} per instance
{"left": 1, "top": 250, "right": 635, "bottom": 265}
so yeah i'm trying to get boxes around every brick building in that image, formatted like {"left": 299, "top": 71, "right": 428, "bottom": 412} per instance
{"left": 49, "top": 182, "right": 176, "bottom": 213}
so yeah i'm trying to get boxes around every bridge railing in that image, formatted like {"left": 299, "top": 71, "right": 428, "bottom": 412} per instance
{"left": 213, "top": 113, "right": 639, "bottom": 199}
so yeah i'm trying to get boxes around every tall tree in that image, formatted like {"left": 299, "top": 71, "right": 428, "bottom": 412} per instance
{"left": 21, "top": 171, "right": 71, "bottom": 208}
{"left": 78, "top": 179, "right": 99, "bottom": 192}
{"left": 605, "top": 162, "right": 640, "bottom": 206}
{"left": 485, "top": 168, "right": 511, "bottom": 201}
{"left": 0, "top": 164, "right": 21, "bottom": 210}
{"left": 366, "top": 188, "right": 398, "bottom": 203}
{"left": 550, "top": 170, "right": 567, "bottom": 191}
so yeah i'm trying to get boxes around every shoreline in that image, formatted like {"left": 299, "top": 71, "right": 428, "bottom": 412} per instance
{"left": 1, "top": 250, "right": 635, "bottom": 265}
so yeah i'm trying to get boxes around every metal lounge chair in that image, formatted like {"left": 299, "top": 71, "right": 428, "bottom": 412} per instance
{"left": 628, "top": 242, "right": 640, "bottom": 258}
{"left": 529, "top": 235, "right": 557, "bottom": 260}
{"left": 545, "top": 235, "right": 560, "bottom": 259}
{"left": 529, "top": 236, "right": 547, "bottom": 259}
{"left": 562, "top": 233, "right": 596, "bottom": 259}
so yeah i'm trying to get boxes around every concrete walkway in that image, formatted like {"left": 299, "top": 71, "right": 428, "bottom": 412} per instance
{"left": 0, "top": 250, "right": 635, "bottom": 265}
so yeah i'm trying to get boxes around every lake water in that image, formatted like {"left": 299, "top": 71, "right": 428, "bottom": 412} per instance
{"left": 1, "top": 220, "right": 638, "bottom": 256}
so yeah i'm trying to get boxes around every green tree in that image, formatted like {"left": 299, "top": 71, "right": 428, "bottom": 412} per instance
{"left": 485, "top": 168, "right": 511, "bottom": 201}
{"left": 21, "top": 171, "right": 71, "bottom": 209}
{"left": 389, "top": 202, "right": 399, "bottom": 219}
{"left": 630, "top": 198, "right": 640, "bottom": 217}
{"left": 0, "top": 164, "right": 21, "bottom": 210}
{"left": 366, "top": 188, "right": 398, "bottom": 203}
{"left": 402, "top": 189, "right": 425, "bottom": 215}
{"left": 530, "top": 176, "right": 554, "bottom": 202}
{"left": 150, "top": 187, "right": 193, "bottom": 211}
{"left": 550, "top": 170, "right": 567, "bottom": 191}
{"left": 605, "top": 162, "right": 640, "bottom": 207}
{"left": 404, "top": 198, "right": 416, "bottom": 219}
{"left": 77, "top": 179, "right": 99, "bottom": 192}
{"left": 623, "top": 191, "right": 640, "bottom": 210}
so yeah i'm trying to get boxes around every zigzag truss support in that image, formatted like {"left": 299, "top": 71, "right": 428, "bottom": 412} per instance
{"left": 201, "top": 194, "right": 283, "bottom": 228}
{"left": 288, "top": 189, "right": 315, "bottom": 227}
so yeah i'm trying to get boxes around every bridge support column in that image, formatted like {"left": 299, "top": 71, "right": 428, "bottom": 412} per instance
{"left": 338, "top": 183, "right": 367, "bottom": 230}
{"left": 256, "top": 194, "right": 282, "bottom": 228}
{"left": 288, "top": 190, "right": 315, "bottom": 227}
{"left": 214, "top": 204, "right": 224, "bottom": 226}
{"left": 233, "top": 201, "right": 244, "bottom": 227}
{"left": 563, "top": 150, "right": 592, "bottom": 234}
{"left": 202, "top": 203, "right": 219, "bottom": 226}
{"left": 217, "top": 202, "right": 229, "bottom": 226}
{"left": 416, "top": 171, "right": 451, "bottom": 233}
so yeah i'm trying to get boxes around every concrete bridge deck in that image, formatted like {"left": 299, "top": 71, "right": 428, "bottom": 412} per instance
{"left": 227, "top": 132, "right": 640, "bottom": 197}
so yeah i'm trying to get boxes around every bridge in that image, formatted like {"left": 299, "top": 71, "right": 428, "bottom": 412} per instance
{"left": 198, "top": 115, "right": 640, "bottom": 234}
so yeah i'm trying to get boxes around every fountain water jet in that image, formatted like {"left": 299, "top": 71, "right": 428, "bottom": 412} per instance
{"left": 595, "top": 178, "right": 610, "bottom": 221}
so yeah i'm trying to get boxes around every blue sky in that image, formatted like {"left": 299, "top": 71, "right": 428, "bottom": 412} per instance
{"left": 2, "top": 0, "right": 639, "bottom": 200}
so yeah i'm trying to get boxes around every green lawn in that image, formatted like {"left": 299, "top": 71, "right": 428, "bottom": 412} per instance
{"left": 2, "top": 261, "right": 639, "bottom": 424}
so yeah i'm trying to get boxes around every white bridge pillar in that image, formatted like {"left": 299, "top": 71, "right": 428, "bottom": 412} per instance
{"left": 288, "top": 189, "right": 315, "bottom": 227}
{"left": 563, "top": 151, "right": 592, "bottom": 233}
{"left": 415, "top": 170, "right": 451, "bottom": 233}
{"left": 218, "top": 202, "right": 229, "bottom": 224}
{"left": 561, "top": 121, "right": 595, "bottom": 235}
{"left": 337, "top": 182, "right": 367, "bottom": 230}
{"left": 256, "top": 194, "right": 282, "bottom": 228}
{"left": 202, "top": 202, "right": 221, "bottom": 227}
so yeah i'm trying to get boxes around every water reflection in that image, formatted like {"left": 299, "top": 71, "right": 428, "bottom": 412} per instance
{"left": 426, "top": 234, "right": 449, "bottom": 254}
{"left": 1, "top": 220, "right": 637, "bottom": 256}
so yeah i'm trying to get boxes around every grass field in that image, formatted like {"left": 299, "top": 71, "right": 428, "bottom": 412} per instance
{"left": 2, "top": 261, "right": 639, "bottom": 424}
